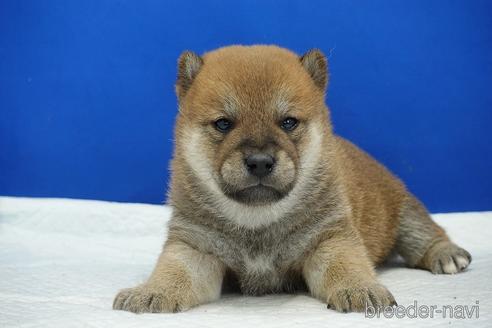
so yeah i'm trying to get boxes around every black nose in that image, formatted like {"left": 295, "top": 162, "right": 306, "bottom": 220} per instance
{"left": 245, "top": 154, "right": 275, "bottom": 178}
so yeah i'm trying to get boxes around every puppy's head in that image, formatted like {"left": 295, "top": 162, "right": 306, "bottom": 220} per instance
{"left": 175, "top": 45, "right": 330, "bottom": 207}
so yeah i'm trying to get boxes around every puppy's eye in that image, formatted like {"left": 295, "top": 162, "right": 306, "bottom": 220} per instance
{"left": 214, "top": 118, "right": 233, "bottom": 133}
{"left": 280, "top": 117, "right": 298, "bottom": 131}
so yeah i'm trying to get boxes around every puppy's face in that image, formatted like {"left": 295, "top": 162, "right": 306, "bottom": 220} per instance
{"left": 175, "top": 46, "right": 329, "bottom": 207}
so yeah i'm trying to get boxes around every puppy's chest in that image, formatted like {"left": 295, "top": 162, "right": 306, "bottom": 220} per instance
{"left": 241, "top": 246, "right": 284, "bottom": 274}
{"left": 211, "top": 229, "right": 311, "bottom": 294}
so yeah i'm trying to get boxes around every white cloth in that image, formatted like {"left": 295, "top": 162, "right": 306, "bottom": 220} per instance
{"left": 0, "top": 196, "right": 491, "bottom": 327}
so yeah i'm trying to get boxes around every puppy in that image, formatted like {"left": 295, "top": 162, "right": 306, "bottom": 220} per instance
{"left": 113, "top": 45, "right": 471, "bottom": 313}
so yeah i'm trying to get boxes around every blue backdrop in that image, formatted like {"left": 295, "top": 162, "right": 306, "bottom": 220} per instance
{"left": 1, "top": 1, "right": 491, "bottom": 212}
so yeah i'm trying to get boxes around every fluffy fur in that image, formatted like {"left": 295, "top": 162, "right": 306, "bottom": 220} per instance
{"left": 113, "top": 45, "right": 471, "bottom": 313}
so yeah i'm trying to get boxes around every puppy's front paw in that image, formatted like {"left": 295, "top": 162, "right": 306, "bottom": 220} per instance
{"left": 327, "top": 283, "right": 396, "bottom": 313}
{"left": 420, "top": 241, "right": 472, "bottom": 274}
{"left": 113, "top": 284, "right": 195, "bottom": 313}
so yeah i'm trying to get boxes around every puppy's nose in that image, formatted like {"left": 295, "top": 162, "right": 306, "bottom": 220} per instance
{"left": 245, "top": 154, "right": 275, "bottom": 178}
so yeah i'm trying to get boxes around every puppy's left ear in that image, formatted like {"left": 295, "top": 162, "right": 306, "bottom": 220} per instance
{"left": 300, "top": 49, "right": 328, "bottom": 91}
{"left": 176, "top": 51, "right": 203, "bottom": 101}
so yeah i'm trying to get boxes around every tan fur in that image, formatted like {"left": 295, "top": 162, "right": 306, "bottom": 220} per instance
{"left": 113, "top": 45, "right": 471, "bottom": 314}
{"left": 113, "top": 241, "right": 225, "bottom": 312}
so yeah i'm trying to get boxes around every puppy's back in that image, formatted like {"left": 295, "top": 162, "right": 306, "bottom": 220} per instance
{"left": 334, "top": 136, "right": 407, "bottom": 263}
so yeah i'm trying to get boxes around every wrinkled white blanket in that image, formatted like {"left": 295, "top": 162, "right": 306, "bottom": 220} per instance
{"left": 0, "top": 197, "right": 491, "bottom": 327}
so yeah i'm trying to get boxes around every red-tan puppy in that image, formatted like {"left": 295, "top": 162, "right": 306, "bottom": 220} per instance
{"left": 113, "top": 45, "right": 471, "bottom": 313}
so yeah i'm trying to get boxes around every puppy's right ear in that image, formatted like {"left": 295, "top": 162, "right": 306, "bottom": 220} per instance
{"left": 176, "top": 51, "right": 203, "bottom": 101}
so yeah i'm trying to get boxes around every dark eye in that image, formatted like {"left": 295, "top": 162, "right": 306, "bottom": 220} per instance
{"left": 281, "top": 117, "right": 298, "bottom": 131}
{"left": 214, "top": 118, "right": 233, "bottom": 133}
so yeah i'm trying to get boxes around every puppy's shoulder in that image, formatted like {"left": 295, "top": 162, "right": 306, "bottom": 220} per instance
{"left": 333, "top": 135, "right": 404, "bottom": 189}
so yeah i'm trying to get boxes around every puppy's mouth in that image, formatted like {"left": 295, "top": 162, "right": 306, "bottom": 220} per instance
{"left": 224, "top": 183, "right": 286, "bottom": 205}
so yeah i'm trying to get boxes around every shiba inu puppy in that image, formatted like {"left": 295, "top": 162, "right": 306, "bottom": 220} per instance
{"left": 113, "top": 45, "right": 471, "bottom": 313}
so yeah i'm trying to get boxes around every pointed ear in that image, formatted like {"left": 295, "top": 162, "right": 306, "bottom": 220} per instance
{"left": 176, "top": 51, "right": 203, "bottom": 101}
{"left": 300, "top": 49, "right": 328, "bottom": 91}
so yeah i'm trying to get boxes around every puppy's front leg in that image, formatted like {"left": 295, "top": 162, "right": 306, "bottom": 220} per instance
{"left": 303, "top": 231, "right": 396, "bottom": 312}
{"left": 113, "top": 240, "right": 225, "bottom": 313}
